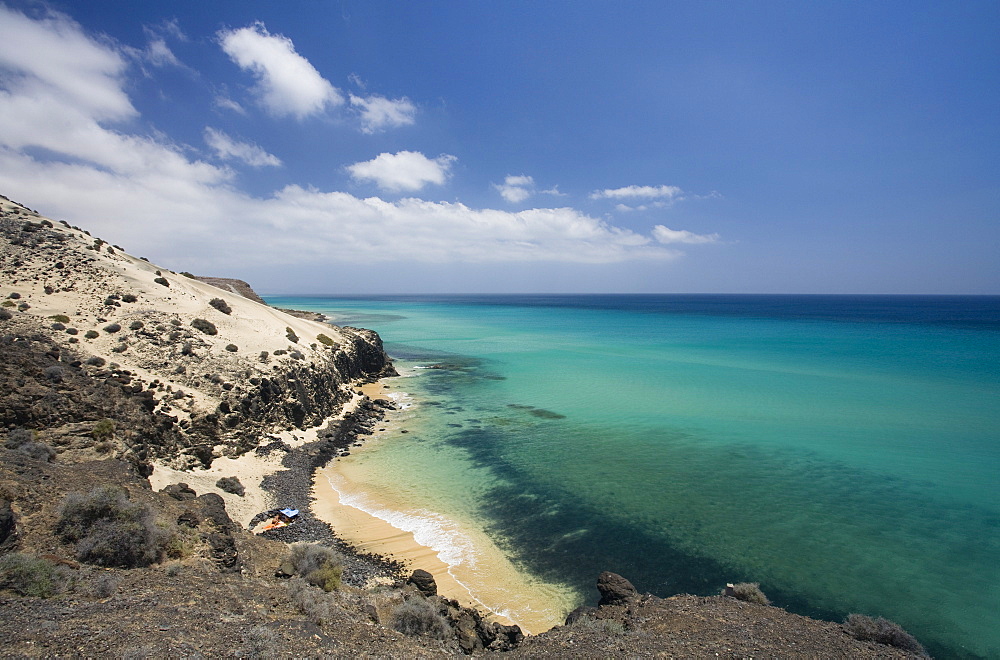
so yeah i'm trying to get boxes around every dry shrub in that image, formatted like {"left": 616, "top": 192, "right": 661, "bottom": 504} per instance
{"left": 56, "top": 486, "right": 168, "bottom": 568}
{"left": 728, "top": 582, "right": 770, "bottom": 605}
{"left": 216, "top": 476, "right": 245, "bottom": 497}
{"left": 390, "top": 597, "right": 450, "bottom": 639}
{"left": 209, "top": 298, "right": 232, "bottom": 315}
{"left": 844, "top": 614, "right": 926, "bottom": 655}
{"left": 286, "top": 542, "right": 342, "bottom": 592}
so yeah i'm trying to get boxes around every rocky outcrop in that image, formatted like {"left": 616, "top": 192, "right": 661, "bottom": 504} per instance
{"left": 191, "top": 277, "right": 266, "bottom": 304}
{"left": 406, "top": 569, "right": 437, "bottom": 596}
{"left": 597, "top": 570, "right": 638, "bottom": 605}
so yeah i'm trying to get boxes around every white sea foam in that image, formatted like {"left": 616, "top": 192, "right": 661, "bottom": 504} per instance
{"left": 323, "top": 471, "right": 478, "bottom": 568}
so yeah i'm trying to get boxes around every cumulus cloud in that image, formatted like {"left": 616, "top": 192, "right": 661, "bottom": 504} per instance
{"left": 218, "top": 22, "right": 342, "bottom": 119}
{"left": 652, "top": 225, "right": 719, "bottom": 245}
{"left": 494, "top": 175, "right": 534, "bottom": 203}
{"left": 0, "top": 7, "right": 718, "bottom": 275}
{"left": 347, "top": 151, "right": 456, "bottom": 192}
{"left": 493, "top": 175, "right": 564, "bottom": 203}
{"left": 204, "top": 127, "right": 281, "bottom": 167}
{"left": 349, "top": 94, "right": 416, "bottom": 133}
{"left": 590, "top": 184, "right": 684, "bottom": 200}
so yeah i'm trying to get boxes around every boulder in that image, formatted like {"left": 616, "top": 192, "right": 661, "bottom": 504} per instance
{"left": 406, "top": 568, "right": 437, "bottom": 596}
{"left": 597, "top": 571, "right": 638, "bottom": 606}
{"left": 160, "top": 482, "right": 197, "bottom": 501}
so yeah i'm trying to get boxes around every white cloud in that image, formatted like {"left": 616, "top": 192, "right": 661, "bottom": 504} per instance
{"left": 204, "top": 127, "right": 281, "bottom": 167}
{"left": 218, "top": 22, "right": 342, "bottom": 119}
{"left": 347, "top": 151, "right": 456, "bottom": 192}
{"left": 0, "top": 7, "right": 718, "bottom": 277}
{"left": 145, "top": 38, "right": 180, "bottom": 67}
{"left": 494, "top": 174, "right": 534, "bottom": 203}
{"left": 493, "top": 175, "right": 564, "bottom": 203}
{"left": 0, "top": 5, "right": 135, "bottom": 122}
{"left": 214, "top": 95, "right": 246, "bottom": 114}
{"left": 349, "top": 93, "right": 416, "bottom": 133}
{"left": 652, "top": 225, "right": 719, "bottom": 244}
{"left": 590, "top": 184, "right": 684, "bottom": 200}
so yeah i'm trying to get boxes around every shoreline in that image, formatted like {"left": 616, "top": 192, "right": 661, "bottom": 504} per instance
{"left": 309, "top": 379, "right": 578, "bottom": 635}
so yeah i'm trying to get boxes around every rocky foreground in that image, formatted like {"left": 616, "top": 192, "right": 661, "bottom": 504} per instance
{"left": 1, "top": 196, "right": 926, "bottom": 657}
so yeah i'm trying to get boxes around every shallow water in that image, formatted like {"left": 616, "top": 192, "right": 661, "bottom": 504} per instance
{"left": 268, "top": 294, "right": 1000, "bottom": 658}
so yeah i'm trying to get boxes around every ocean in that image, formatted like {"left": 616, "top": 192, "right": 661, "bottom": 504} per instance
{"left": 265, "top": 294, "right": 1000, "bottom": 658}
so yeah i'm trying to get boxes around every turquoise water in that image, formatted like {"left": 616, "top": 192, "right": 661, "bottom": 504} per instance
{"left": 267, "top": 294, "right": 1000, "bottom": 658}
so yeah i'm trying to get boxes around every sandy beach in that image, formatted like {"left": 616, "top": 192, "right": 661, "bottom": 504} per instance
{"left": 311, "top": 382, "right": 578, "bottom": 634}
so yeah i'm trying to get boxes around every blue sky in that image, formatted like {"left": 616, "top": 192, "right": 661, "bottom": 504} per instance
{"left": 1, "top": 1, "right": 997, "bottom": 294}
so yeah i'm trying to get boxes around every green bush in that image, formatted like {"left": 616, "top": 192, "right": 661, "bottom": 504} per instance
{"left": 191, "top": 318, "right": 217, "bottom": 335}
{"left": 286, "top": 327, "right": 299, "bottom": 343}
{"left": 225, "top": 344, "right": 238, "bottom": 352}
{"left": 154, "top": 277, "right": 169, "bottom": 287}
{"left": 50, "top": 314, "right": 71, "bottom": 323}
{"left": 305, "top": 564, "right": 343, "bottom": 592}
{"left": 286, "top": 543, "right": 343, "bottom": 592}
{"left": 103, "top": 323, "right": 121, "bottom": 333}
{"left": 0, "top": 553, "right": 70, "bottom": 597}
{"left": 121, "top": 293, "right": 138, "bottom": 303}
{"left": 844, "top": 614, "right": 926, "bottom": 655}
{"left": 316, "top": 334, "right": 335, "bottom": 347}
{"left": 129, "top": 320, "right": 143, "bottom": 331}
{"left": 180, "top": 271, "right": 195, "bottom": 279}
{"left": 390, "top": 598, "right": 450, "bottom": 639}
{"left": 84, "top": 330, "right": 99, "bottom": 339}
{"left": 56, "top": 486, "right": 167, "bottom": 568}
{"left": 92, "top": 419, "right": 114, "bottom": 441}
{"left": 1, "top": 300, "right": 14, "bottom": 308}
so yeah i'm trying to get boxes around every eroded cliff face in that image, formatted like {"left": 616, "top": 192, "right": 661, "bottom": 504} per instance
{"left": 0, "top": 195, "right": 395, "bottom": 470}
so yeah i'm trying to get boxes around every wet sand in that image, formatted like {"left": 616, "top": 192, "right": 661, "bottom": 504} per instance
{"left": 311, "top": 381, "right": 578, "bottom": 634}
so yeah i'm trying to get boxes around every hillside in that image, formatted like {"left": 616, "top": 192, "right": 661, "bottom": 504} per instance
{"left": 0, "top": 195, "right": 925, "bottom": 657}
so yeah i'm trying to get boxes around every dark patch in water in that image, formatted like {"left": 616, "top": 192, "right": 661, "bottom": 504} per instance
{"left": 507, "top": 404, "right": 566, "bottom": 419}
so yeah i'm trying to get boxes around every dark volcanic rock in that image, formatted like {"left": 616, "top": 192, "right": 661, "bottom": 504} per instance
{"left": 0, "top": 499, "right": 17, "bottom": 552}
{"left": 597, "top": 570, "right": 638, "bottom": 605}
{"left": 407, "top": 568, "right": 437, "bottom": 596}
{"left": 160, "top": 483, "right": 197, "bottom": 501}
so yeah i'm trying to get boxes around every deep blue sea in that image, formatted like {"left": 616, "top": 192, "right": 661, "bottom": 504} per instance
{"left": 266, "top": 294, "right": 1000, "bottom": 658}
